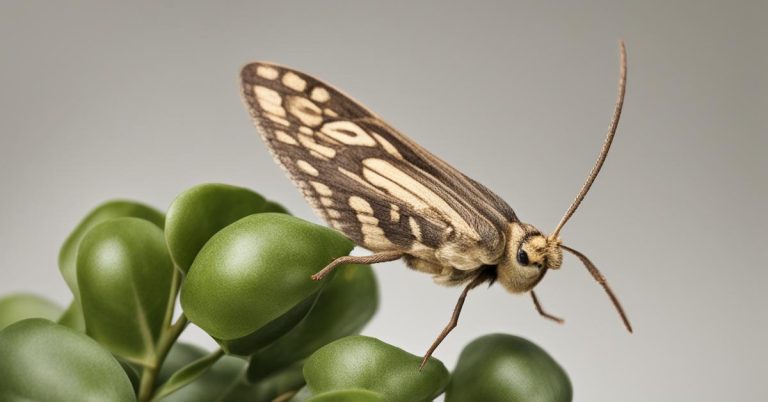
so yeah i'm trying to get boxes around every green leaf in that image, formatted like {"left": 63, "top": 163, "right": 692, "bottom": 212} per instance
{"left": 445, "top": 334, "right": 572, "bottom": 402}
{"left": 58, "top": 200, "right": 164, "bottom": 332}
{"left": 59, "top": 200, "right": 164, "bottom": 300}
{"left": 180, "top": 213, "right": 354, "bottom": 341}
{"left": 248, "top": 264, "right": 378, "bottom": 381}
{"left": 77, "top": 217, "right": 175, "bottom": 366}
{"left": 152, "top": 349, "right": 225, "bottom": 400}
{"left": 220, "top": 364, "right": 305, "bottom": 402}
{"left": 165, "top": 183, "right": 287, "bottom": 274}
{"left": 304, "top": 389, "right": 388, "bottom": 402}
{"left": 57, "top": 298, "right": 86, "bottom": 331}
{"left": 0, "top": 293, "right": 62, "bottom": 331}
{"left": 156, "top": 355, "right": 245, "bottom": 402}
{"left": 0, "top": 318, "right": 136, "bottom": 402}
{"left": 303, "top": 335, "right": 450, "bottom": 402}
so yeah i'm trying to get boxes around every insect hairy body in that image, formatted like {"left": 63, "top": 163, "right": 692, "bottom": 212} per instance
{"left": 241, "top": 42, "right": 631, "bottom": 367}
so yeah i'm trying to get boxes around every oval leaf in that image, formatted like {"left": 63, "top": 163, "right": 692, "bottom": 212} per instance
{"left": 77, "top": 217, "right": 175, "bottom": 366}
{"left": 166, "top": 183, "right": 286, "bottom": 274}
{"left": 0, "top": 293, "right": 62, "bottom": 331}
{"left": 0, "top": 319, "right": 135, "bottom": 402}
{"left": 59, "top": 200, "right": 164, "bottom": 299}
{"left": 303, "top": 335, "right": 449, "bottom": 402}
{"left": 248, "top": 264, "right": 378, "bottom": 381}
{"left": 180, "top": 213, "right": 354, "bottom": 340}
{"left": 445, "top": 334, "right": 572, "bottom": 402}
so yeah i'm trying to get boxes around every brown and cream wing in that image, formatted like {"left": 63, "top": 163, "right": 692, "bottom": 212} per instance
{"left": 240, "top": 62, "right": 514, "bottom": 269}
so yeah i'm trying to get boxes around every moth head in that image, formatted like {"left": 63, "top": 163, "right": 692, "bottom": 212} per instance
{"left": 497, "top": 222, "right": 563, "bottom": 293}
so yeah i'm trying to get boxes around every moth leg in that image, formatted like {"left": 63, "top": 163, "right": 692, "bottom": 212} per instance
{"left": 311, "top": 251, "right": 403, "bottom": 281}
{"left": 531, "top": 290, "right": 565, "bottom": 324}
{"left": 420, "top": 274, "right": 486, "bottom": 369}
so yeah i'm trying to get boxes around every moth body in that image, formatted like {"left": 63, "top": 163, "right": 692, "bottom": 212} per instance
{"left": 400, "top": 221, "right": 562, "bottom": 293}
{"left": 240, "top": 43, "right": 631, "bottom": 367}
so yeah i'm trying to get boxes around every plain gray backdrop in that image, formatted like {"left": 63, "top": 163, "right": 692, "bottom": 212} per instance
{"left": 1, "top": 1, "right": 765, "bottom": 401}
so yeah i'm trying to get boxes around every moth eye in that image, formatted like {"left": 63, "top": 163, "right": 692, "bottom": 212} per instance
{"left": 516, "top": 249, "right": 529, "bottom": 266}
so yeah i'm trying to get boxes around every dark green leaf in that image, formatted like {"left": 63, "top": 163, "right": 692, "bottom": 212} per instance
{"left": 77, "top": 217, "right": 175, "bottom": 366}
{"left": 0, "top": 319, "right": 136, "bottom": 402}
{"left": 0, "top": 293, "right": 62, "bottom": 331}
{"left": 180, "top": 213, "right": 354, "bottom": 340}
{"left": 445, "top": 334, "right": 572, "bottom": 402}
{"left": 248, "top": 264, "right": 378, "bottom": 381}
{"left": 303, "top": 335, "right": 449, "bottom": 402}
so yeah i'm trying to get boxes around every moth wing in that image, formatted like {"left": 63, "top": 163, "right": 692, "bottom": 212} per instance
{"left": 241, "top": 62, "right": 516, "bottom": 269}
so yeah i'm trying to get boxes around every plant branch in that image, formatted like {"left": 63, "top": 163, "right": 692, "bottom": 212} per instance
{"left": 138, "top": 313, "right": 189, "bottom": 402}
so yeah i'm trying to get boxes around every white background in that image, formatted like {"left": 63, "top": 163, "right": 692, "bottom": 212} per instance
{"left": 1, "top": 2, "right": 766, "bottom": 401}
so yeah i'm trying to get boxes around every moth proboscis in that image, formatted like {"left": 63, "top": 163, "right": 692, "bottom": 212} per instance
{"left": 240, "top": 41, "right": 631, "bottom": 368}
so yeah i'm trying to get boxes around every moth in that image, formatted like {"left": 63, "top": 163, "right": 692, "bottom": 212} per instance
{"left": 241, "top": 42, "right": 631, "bottom": 368}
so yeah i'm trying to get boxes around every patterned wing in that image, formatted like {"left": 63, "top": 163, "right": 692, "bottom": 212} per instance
{"left": 241, "top": 62, "right": 517, "bottom": 270}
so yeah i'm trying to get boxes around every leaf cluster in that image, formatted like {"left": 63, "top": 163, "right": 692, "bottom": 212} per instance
{"left": 0, "top": 183, "right": 571, "bottom": 401}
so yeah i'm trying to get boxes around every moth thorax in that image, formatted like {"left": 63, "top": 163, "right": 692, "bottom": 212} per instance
{"left": 497, "top": 223, "right": 562, "bottom": 293}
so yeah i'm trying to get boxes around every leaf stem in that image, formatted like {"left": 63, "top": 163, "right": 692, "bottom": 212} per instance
{"left": 161, "top": 268, "right": 182, "bottom": 330}
{"left": 138, "top": 313, "right": 189, "bottom": 402}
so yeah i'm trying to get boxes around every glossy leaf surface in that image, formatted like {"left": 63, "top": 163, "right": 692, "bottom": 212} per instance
{"left": 0, "top": 319, "right": 135, "bottom": 402}
{"left": 445, "top": 334, "right": 572, "bottom": 402}
{"left": 180, "top": 213, "right": 353, "bottom": 340}
{"left": 303, "top": 335, "right": 449, "bottom": 402}
{"left": 77, "top": 217, "right": 175, "bottom": 366}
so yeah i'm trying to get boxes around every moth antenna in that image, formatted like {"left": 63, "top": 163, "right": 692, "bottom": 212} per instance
{"left": 561, "top": 244, "right": 632, "bottom": 333}
{"left": 551, "top": 40, "right": 627, "bottom": 239}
